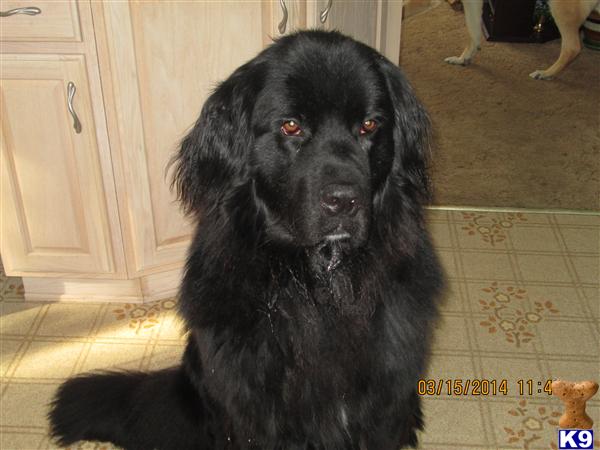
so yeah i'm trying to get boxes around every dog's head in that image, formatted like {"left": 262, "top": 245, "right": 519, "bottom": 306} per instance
{"left": 171, "top": 31, "right": 430, "bottom": 264}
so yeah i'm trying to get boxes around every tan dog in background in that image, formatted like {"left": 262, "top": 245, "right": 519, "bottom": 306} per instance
{"left": 445, "top": 0, "right": 600, "bottom": 79}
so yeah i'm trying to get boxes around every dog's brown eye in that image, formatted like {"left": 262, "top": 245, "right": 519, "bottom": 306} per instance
{"left": 281, "top": 120, "right": 302, "bottom": 136}
{"left": 360, "top": 119, "right": 377, "bottom": 135}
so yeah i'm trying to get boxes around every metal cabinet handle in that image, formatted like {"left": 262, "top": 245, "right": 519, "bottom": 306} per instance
{"left": 278, "top": 0, "right": 288, "bottom": 34}
{"left": 320, "top": 0, "right": 333, "bottom": 24}
{"left": 67, "top": 82, "right": 82, "bottom": 134}
{"left": 0, "top": 6, "right": 41, "bottom": 17}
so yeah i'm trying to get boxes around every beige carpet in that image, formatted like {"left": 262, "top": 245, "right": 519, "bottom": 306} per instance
{"left": 1, "top": 208, "right": 598, "bottom": 450}
{"left": 400, "top": 3, "right": 600, "bottom": 211}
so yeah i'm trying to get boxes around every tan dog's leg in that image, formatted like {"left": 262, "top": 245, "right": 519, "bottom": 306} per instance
{"left": 530, "top": 0, "right": 598, "bottom": 79}
{"left": 445, "top": 0, "right": 484, "bottom": 65}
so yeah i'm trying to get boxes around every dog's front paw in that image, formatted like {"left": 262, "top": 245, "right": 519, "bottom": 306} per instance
{"left": 444, "top": 56, "right": 470, "bottom": 66}
{"left": 529, "top": 70, "right": 554, "bottom": 80}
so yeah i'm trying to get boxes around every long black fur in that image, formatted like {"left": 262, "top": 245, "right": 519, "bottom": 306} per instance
{"left": 48, "top": 30, "right": 444, "bottom": 450}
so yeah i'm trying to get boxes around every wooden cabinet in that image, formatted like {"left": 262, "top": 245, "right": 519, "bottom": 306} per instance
{"left": 264, "top": 0, "right": 404, "bottom": 64}
{"left": 0, "top": 55, "right": 116, "bottom": 275}
{"left": 315, "top": 0, "right": 403, "bottom": 63}
{"left": 0, "top": 0, "right": 81, "bottom": 42}
{"left": 0, "top": 0, "right": 403, "bottom": 302}
{"left": 92, "top": 1, "right": 266, "bottom": 276}
{"left": 0, "top": 0, "right": 128, "bottom": 297}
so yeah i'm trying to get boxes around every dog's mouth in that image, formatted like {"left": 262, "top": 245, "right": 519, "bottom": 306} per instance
{"left": 309, "top": 230, "right": 352, "bottom": 273}
{"left": 324, "top": 231, "right": 351, "bottom": 242}
{"left": 317, "top": 241, "right": 343, "bottom": 272}
{"left": 299, "top": 211, "right": 369, "bottom": 274}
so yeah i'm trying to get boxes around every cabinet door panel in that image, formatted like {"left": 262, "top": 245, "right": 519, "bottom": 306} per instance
{"left": 321, "top": 0, "right": 379, "bottom": 47}
{"left": 309, "top": 0, "right": 403, "bottom": 64}
{"left": 0, "top": 55, "right": 115, "bottom": 275}
{"left": 98, "top": 2, "right": 265, "bottom": 274}
{"left": 0, "top": 0, "right": 81, "bottom": 42}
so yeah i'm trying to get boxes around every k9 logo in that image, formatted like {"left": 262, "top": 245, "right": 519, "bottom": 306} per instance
{"left": 558, "top": 429, "right": 594, "bottom": 449}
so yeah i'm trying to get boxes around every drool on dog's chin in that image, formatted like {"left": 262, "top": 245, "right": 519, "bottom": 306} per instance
{"left": 316, "top": 232, "right": 351, "bottom": 273}
{"left": 306, "top": 220, "right": 369, "bottom": 275}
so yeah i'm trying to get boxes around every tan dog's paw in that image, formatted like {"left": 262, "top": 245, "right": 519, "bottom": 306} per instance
{"left": 529, "top": 69, "right": 554, "bottom": 80}
{"left": 445, "top": 56, "right": 471, "bottom": 66}
{"left": 552, "top": 379, "right": 599, "bottom": 429}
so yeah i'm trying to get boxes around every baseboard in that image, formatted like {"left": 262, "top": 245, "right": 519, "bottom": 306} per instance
{"left": 22, "top": 266, "right": 183, "bottom": 303}
{"left": 139, "top": 265, "right": 183, "bottom": 302}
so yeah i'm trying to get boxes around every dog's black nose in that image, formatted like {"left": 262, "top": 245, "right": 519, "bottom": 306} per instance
{"left": 320, "top": 184, "right": 360, "bottom": 216}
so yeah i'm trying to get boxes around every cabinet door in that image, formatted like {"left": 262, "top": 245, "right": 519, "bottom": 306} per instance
{"left": 94, "top": 2, "right": 266, "bottom": 275}
{"left": 0, "top": 0, "right": 81, "bottom": 42}
{"left": 0, "top": 55, "right": 117, "bottom": 276}
{"left": 263, "top": 0, "right": 308, "bottom": 39}
{"left": 309, "top": 0, "right": 404, "bottom": 64}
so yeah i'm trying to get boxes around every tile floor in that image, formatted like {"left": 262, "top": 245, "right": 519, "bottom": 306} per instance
{"left": 1, "top": 208, "right": 598, "bottom": 450}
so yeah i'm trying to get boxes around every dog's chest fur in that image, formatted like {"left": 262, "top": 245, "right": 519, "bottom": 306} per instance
{"left": 196, "top": 267, "right": 381, "bottom": 447}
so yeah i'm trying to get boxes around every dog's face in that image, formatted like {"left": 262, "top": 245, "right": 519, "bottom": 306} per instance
{"left": 172, "top": 31, "right": 430, "bottom": 261}
{"left": 250, "top": 38, "right": 396, "bottom": 250}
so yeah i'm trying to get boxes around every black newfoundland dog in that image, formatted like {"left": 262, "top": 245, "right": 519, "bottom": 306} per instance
{"left": 49, "top": 30, "right": 443, "bottom": 450}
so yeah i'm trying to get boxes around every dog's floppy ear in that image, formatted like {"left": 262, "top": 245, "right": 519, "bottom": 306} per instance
{"left": 169, "top": 60, "right": 265, "bottom": 217}
{"left": 377, "top": 57, "right": 431, "bottom": 200}
{"left": 372, "top": 57, "right": 432, "bottom": 258}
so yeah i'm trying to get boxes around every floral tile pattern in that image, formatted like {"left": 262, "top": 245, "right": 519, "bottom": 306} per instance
{"left": 503, "top": 399, "right": 562, "bottom": 449}
{"left": 111, "top": 299, "right": 177, "bottom": 334}
{"left": 478, "top": 282, "right": 559, "bottom": 348}
{"left": 1, "top": 209, "right": 599, "bottom": 450}
{"left": 460, "top": 211, "right": 528, "bottom": 246}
